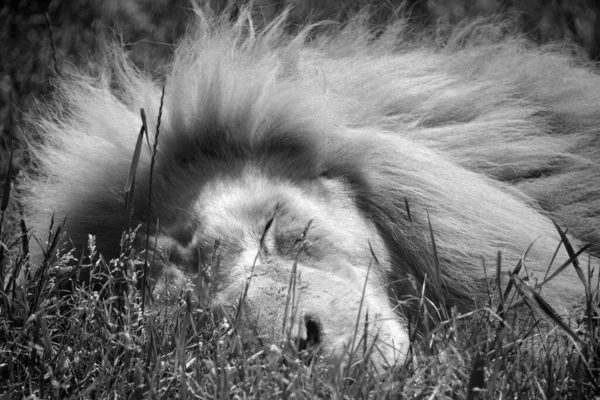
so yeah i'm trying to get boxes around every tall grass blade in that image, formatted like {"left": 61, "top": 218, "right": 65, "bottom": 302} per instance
{"left": 552, "top": 221, "right": 588, "bottom": 296}
{"left": 1, "top": 149, "right": 13, "bottom": 212}
{"left": 538, "top": 245, "right": 589, "bottom": 293}
{"left": 495, "top": 251, "right": 504, "bottom": 319}
{"left": 512, "top": 274, "right": 581, "bottom": 344}
{"left": 404, "top": 197, "right": 412, "bottom": 223}
{"left": 427, "top": 214, "right": 447, "bottom": 318}
{"left": 142, "top": 88, "right": 165, "bottom": 313}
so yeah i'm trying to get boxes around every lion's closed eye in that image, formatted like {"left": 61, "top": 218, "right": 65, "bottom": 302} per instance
{"left": 271, "top": 218, "right": 314, "bottom": 256}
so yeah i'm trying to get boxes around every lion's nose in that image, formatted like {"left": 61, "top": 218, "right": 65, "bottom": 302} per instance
{"left": 295, "top": 314, "right": 323, "bottom": 350}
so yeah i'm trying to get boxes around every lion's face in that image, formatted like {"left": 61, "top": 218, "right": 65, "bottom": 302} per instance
{"left": 161, "top": 169, "right": 410, "bottom": 366}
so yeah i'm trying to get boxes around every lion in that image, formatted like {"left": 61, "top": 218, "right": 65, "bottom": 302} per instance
{"left": 21, "top": 9, "right": 600, "bottom": 368}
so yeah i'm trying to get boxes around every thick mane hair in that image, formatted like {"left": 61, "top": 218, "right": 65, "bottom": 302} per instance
{"left": 22, "top": 8, "right": 600, "bottom": 314}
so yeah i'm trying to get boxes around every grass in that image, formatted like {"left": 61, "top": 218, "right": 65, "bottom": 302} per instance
{"left": 0, "top": 201, "right": 599, "bottom": 398}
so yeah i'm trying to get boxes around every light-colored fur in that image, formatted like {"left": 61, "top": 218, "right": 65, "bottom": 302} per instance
{"left": 22, "top": 10, "right": 600, "bottom": 366}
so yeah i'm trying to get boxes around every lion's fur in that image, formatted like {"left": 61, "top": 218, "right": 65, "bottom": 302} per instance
{"left": 22, "top": 9, "right": 600, "bottom": 364}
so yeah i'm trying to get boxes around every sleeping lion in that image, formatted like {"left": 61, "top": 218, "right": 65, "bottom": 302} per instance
{"left": 22, "top": 8, "right": 600, "bottom": 368}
